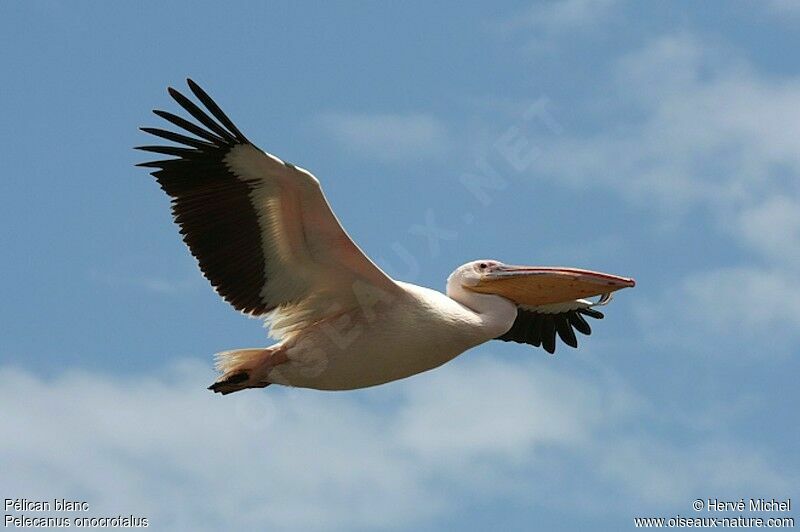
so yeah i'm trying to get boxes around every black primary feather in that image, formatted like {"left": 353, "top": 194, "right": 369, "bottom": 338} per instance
{"left": 139, "top": 127, "right": 216, "bottom": 149}
{"left": 495, "top": 306, "right": 605, "bottom": 354}
{"left": 135, "top": 80, "right": 271, "bottom": 316}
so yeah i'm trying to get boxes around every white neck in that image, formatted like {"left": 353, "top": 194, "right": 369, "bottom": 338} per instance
{"left": 446, "top": 283, "right": 518, "bottom": 339}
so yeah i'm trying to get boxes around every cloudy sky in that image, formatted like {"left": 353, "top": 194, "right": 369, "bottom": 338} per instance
{"left": 1, "top": 1, "right": 798, "bottom": 530}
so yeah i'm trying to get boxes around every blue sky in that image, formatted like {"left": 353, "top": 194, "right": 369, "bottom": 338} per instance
{"left": 1, "top": 1, "right": 798, "bottom": 530}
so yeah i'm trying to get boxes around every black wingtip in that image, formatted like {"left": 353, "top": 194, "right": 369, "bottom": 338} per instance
{"left": 150, "top": 109, "right": 227, "bottom": 144}
{"left": 134, "top": 145, "right": 197, "bottom": 158}
{"left": 152, "top": 109, "right": 174, "bottom": 122}
{"left": 184, "top": 78, "right": 249, "bottom": 143}
{"left": 167, "top": 86, "right": 182, "bottom": 101}
{"left": 541, "top": 318, "right": 556, "bottom": 354}
{"left": 579, "top": 308, "right": 605, "bottom": 320}
{"left": 556, "top": 316, "right": 578, "bottom": 348}
{"left": 167, "top": 84, "right": 237, "bottom": 142}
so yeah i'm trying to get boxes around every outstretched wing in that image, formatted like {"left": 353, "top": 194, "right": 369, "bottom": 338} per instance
{"left": 495, "top": 295, "right": 611, "bottom": 354}
{"left": 136, "top": 79, "right": 398, "bottom": 331}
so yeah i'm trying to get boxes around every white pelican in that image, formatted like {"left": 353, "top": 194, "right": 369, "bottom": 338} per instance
{"left": 137, "top": 80, "right": 635, "bottom": 394}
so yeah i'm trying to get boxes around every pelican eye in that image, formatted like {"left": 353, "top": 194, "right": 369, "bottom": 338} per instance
{"left": 479, "top": 263, "right": 488, "bottom": 269}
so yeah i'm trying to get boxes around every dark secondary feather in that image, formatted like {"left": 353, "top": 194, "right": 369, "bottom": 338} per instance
{"left": 135, "top": 79, "right": 271, "bottom": 316}
{"left": 495, "top": 307, "right": 604, "bottom": 354}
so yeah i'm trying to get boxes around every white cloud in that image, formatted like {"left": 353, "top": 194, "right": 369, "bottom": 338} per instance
{"left": 517, "top": 33, "right": 800, "bottom": 345}
{"left": 529, "top": 0, "right": 619, "bottom": 30}
{"left": 533, "top": 34, "right": 800, "bottom": 214}
{"left": 318, "top": 112, "right": 448, "bottom": 162}
{"left": 633, "top": 261, "right": 800, "bottom": 358}
{"left": 637, "top": 266, "right": 800, "bottom": 356}
{"left": 500, "top": 0, "right": 620, "bottom": 32}
{"left": 597, "top": 438, "right": 794, "bottom": 507}
{"left": 2, "top": 356, "right": 791, "bottom": 530}
{"left": 395, "top": 357, "right": 635, "bottom": 461}
{"left": 0, "top": 361, "right": 439, "bottom": 531}
{"left": 496, "top": 0, "right": 621, "bottom": 52}
{"left": 89, "top": 268, "right": 201, "bottom": 294}
{"left": 682, "top": 267, "right": 800, "bottom": 331}
{"left": 736, "top": 196, "right": 800, "bottom": 269}
{"left": 766, "top": 0, "right": 800, "bottom": 17}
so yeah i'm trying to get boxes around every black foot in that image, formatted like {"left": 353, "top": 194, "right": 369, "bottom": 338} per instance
{"left": 208, "top": 371, "right": 249, "bottom": 395}
{"left": 208, "top": 372, "right": 272, "bottom": 395}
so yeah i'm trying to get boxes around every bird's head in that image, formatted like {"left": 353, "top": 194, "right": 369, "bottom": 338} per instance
{"left": 447, "top": 259, "right": 635, "bottom": 306}
{"left": 446, "top": 260, "right": 503, "bottom": 292}
{"left": 445, "top": 259, "right": 508, "bottom": 304}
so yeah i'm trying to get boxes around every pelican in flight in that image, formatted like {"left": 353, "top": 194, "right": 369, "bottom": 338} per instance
{"left": 137, "top": 80, "right": 635, "bottom": 394}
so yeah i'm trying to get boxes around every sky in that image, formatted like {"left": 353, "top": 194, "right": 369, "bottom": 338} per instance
{"left": 1, "top": 1, "right": 798, "bottom": 530}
